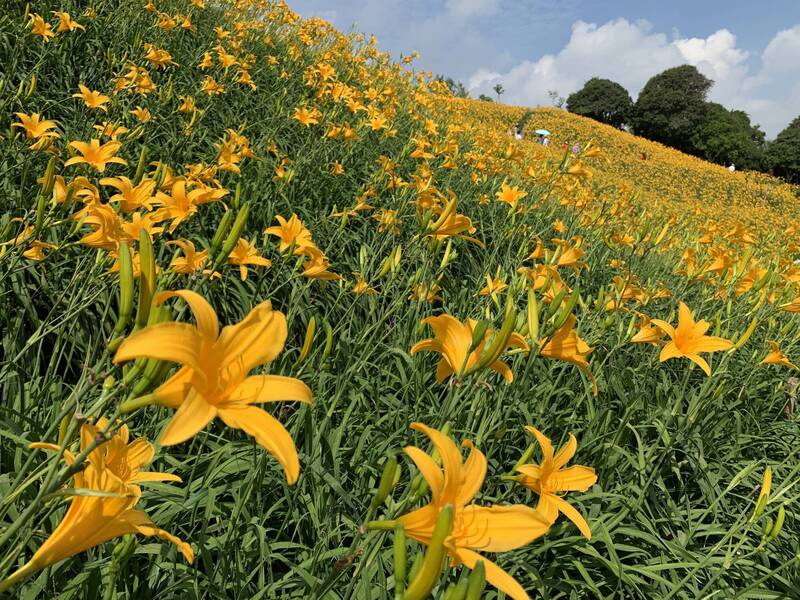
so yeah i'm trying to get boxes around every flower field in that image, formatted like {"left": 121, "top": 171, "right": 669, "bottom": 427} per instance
{"left": 0, "top": 1, "right": 798, "bottom": 598}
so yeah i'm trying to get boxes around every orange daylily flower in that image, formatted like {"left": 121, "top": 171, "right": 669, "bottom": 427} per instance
{"left": 228, "top": 238, "right": 272, "bottom": 280}
{"left": 411, "top": 314, "right": 529, "bottom": 383}
{"left": 0, "top": 420, "right": 191, "bottom": 593}
{"left": 264, "top": 214, "right": 315, "bottom": 254}
{"left": 114, "top": 290, "right": 313, "bottom": 483}
{"left": 396, "top": 423, "right": 551, "bottom": 600}
{"left": 72, "top": 84, "right": 111, "bottom": 111}
{"left": 65, "top": 140, "right": 127, "bottom": 171}
{"left": 651, "top": 302, "right": 734, "bottom": 376}
{"left": 517, "top": 427, "right": 597, "bottom": 539}
{"left": 761, "top": 341, "right": 798, "bottom": 370}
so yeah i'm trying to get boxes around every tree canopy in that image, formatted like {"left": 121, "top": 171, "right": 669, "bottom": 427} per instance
{"left": 566, "top": 78, "right": 633, "bottom": 128}
{"left": 633, "top": 65, "right": 713, "bottom": 154}
{"left": 765, "top": 116, "right": 800, "bottom": 183}
{"left": 690, "top": 102, "right": 766, "bottom": 171}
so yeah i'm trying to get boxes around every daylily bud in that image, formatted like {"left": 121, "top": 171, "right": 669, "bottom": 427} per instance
{"left": 752, "top": 465, "right": 771, "bottom": 522}
{"left": 134, "top": 231, "right": 156, "bottom": 329}
{"left": 546, "top": 288, "right": 568, "bottom": 319}
{"left": 474, "top": 306, "right": 517, "bottom": 373}
{"left": 468, "top": 320, "right": 490, "bottom": 355}
{"left": 321, "top": 321, "right": 334, "bottom": 361}
{"left": 372, "top": 455, "right": 398, "bottom": 510}
{"left": 527, "top": 289, "right": 539, "bottom": 344}
{"left": 233, "top": 181, "right": 241, "bottom": 210}
{"left": 57, "top": 411, "right": 74, "bottom": 447}
{"left": 393, "top": 524, "right": 406, "bottom": 600}
{"left": 33, "top": 193, "right": 46, "bottom": 237}
{"left": 552, "top": 287, "right": 580, "bottom": 332}
{"left": 439, "top": 239, "right": 454, "bottom": 269}
{"left": 465, "top": 560, "right": 486, "bottom": 600}
{"left": 209, "top": 209, "right": 234, "bottom": 259}
{"left": 134, "top": 146, "right": 148, "bottom": 184}
{"left": 407, "top": 552, "right": 424, "bottom": 587}
{"left": 294, "top": 317, "right": 316, "bottom": 367}
{"left": 112, "top": 241, "right": 134, "bottom": 338}
{"left": 443, "top": 578, "right": 468, "bottom": 600}
{"left": 214, "top": 202, "right": 250, "bottom": 268}
{"left": 40, "top": 155, "right": 57, "bottom": 200}
{"left": 404, "top": 505, "right": 453, "bottom": 600}
{"left": 25, "top": 74, "right": 36, "bottom": 98}
{"left": 766, "top": 505, "right": 785, "bottom": 542}
{"left": 111, "top": 534, "right": 137, "bottom": 566}
{"left": 730, "top": 317, "right": 758, "bottom": 351}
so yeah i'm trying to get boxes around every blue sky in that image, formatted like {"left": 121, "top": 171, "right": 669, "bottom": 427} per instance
{"left": 291, "top": 0, "right": 800, "bottom": 137}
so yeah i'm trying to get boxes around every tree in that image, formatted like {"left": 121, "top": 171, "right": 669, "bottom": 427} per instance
{"left": 435, "top": 75, "right": 469, "bottom": 98}
{"left": 633, "top": 65, "right": 713, "bottom": 154}
{"left": 765, "top": 116, "right": 800, "bottom": 183}
{"left": 566, "top": 77, "right": 633, "bottom": 128}
{"left": 547, "top": 90, "right": 566, "bottom": 109}
{"left": 691, "top": 103, "right": 766, "bottom": 170}
{"left": 493, "top": 83, "right": 504, "bottom": 101}
{"left": 478, "top": 94, "right": 494, "bottom": 102}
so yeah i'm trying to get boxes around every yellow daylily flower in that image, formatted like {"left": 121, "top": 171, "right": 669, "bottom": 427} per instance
{"left": 228, "top": 238, "right": 272, "bottom": 280}
{"left": 113, "top": 290, "right": 312, "bottom": 484}
{"left": 168, "top": 239, "right": 209, "bottom": 274}
{"left": 53, "top": 11, "right": 85, "bottom": 32}
{"left": 72, "top": 84, "right": 111, "bottom": 111}
{"left": 100, "top": 176, "right": 158, "bottom": 211}
{"left": 495, "top": 182, "right": 528, "bottom": 209}
{"left": 264, "top": 213, "right": 315, "bottom": 254}
{"left": 65, "top": 139, "right": 127, "bottom": 171}
{"left": 301, "top": 246, "right": 342, "bottom": 280}
{"left": 293, "top": 106, "right": 321, "bottom": 126}
{"left": 761, "top": 341, "right": 798, "bottom": 370}
{"left": 12, "top": 113, "right": 59, "bottom": 141}
{"left": 397, "top": 423, "right": 551, "bottom": 600}
{"left": 0, "top": 420, "right": 191, "bottom": 593}
{"left": 29, "top": 14, "right": 55, "bottom": 42}
{"left": 517, "top": 427, "right": 597, "bottom": 539}
{"left": 539, "top": 315, "right": 595, "bottom": 392}
{"left": 630, "top": 313, "right": 666, "bottom": 344}
{"left": 651, "top": 302, "right": 734, "bottom": 376}
{"left": 411, "top": 314, "right": 529, "bottom": 383}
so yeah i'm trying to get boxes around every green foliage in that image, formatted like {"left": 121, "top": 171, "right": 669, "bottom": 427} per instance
{"left": 0, "top": 2, "right": 798, "bottom": 599}
{"left": 435, "top": 75, "right": 469, "bottom": 99}
{"left": 633, "top": 65, "right": 713, "bottom": 154}
{"left": 691, "top": 102, "right": 766, "bottom": 170}
{"left": 765, "top": 116, "right": 800, "bottom": 183}
{"left": 477, "top": 94, "right": 493, "bottom": 102}
{"left": 566, "top": 78, "right": 633, "bottom": 128}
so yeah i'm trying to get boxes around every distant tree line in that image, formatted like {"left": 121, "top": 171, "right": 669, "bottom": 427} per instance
{"left": 565, "top": 66, "right": 800, "bottom": 183}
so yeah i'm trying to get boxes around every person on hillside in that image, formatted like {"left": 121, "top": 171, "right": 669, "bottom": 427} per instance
{"left": 514, "top": 125, "right": 523, "bottom": 140}
{"left": 728, "top": 163, "right": 736, "bottom": 172}
{"left": 542, "top": 136, "right": 550, "bottom": 146}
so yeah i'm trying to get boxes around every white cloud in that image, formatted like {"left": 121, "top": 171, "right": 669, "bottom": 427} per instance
{"left": 467, "top": 19, "right": 800, "bottom": 137}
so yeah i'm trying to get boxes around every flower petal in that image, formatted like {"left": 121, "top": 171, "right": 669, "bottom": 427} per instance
{"left": 218, "top": 302, "right": 287, "bottom": 373}
{"left": 550, "top": 495, "right": 593, "bottom": 540}
{"left": 217, "top": 406, "right": 301, "bottom": 484}
{"left": 156, "top": 290, "right": 219, "bottom": 340}
{"left": 160, "top": 392, "right": 217, "bottom": 446}
{"left": 225, "top": 375, "right": 312, "bottom": 407}
{"left": 113, "top": 323, "right": 203, "bottom": 370}
{"left": 452, "top": 547, "right": 530, "bottom": 600}
{"left": 460, "top": 504, "right": 551, "bottom": 552}
{"left": 404, "top": 446, "right": 444, "bottom": 502}
{"left": 548, "top": 465, "right": 597, "bottom": 492}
